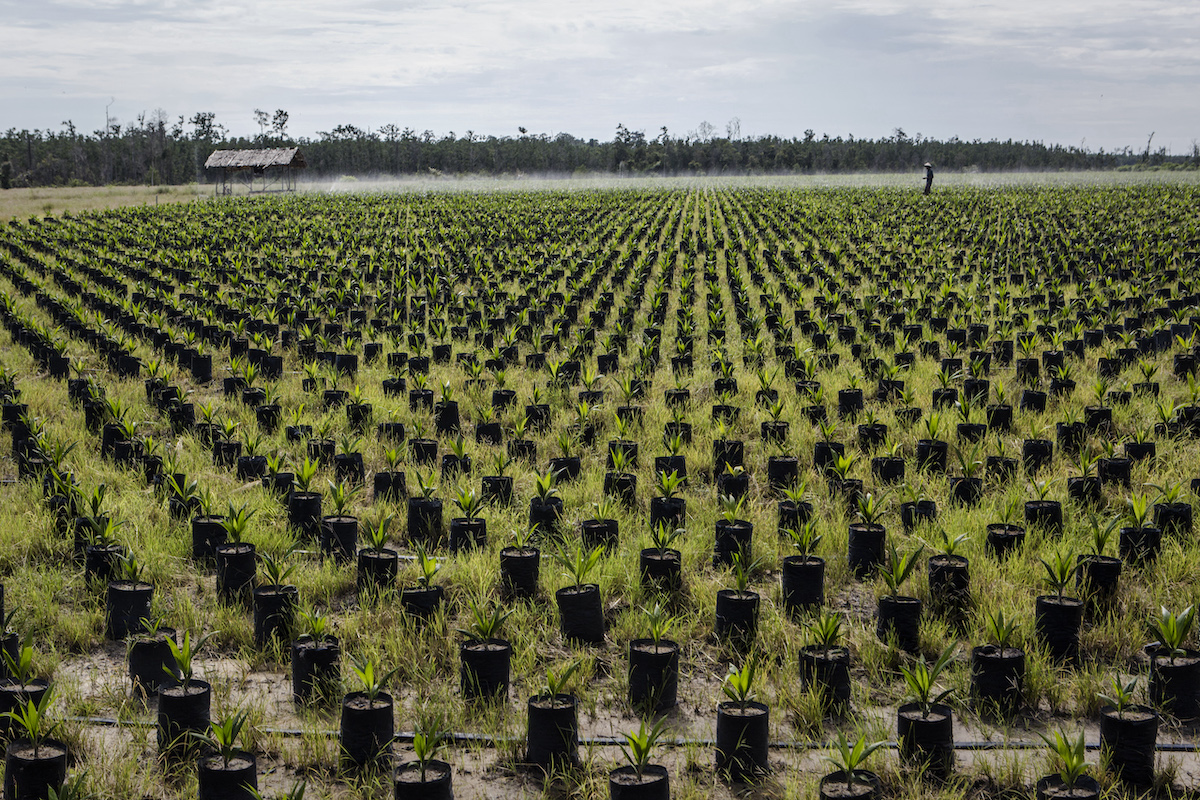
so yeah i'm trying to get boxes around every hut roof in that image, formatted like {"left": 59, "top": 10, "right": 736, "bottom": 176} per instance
{"left": 204, "top": 148, "right": 306, "bottom": 169}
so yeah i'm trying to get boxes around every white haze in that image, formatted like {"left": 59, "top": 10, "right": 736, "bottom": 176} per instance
{"left": 296, "top": 171, "right": 1200, "bottom": 196}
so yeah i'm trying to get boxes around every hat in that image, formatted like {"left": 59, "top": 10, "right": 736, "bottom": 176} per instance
{"left": 923, "top": 162, "right": 932, "bottom": 168}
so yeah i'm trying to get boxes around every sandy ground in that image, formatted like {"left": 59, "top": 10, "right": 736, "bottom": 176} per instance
{"left": 54, "top": 642, "right": 1200, "bottom": 799}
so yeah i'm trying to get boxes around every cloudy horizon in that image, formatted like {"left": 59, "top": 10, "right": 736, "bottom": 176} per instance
{"left": 2, "top": 0, "right": 1198, "bottom": 154}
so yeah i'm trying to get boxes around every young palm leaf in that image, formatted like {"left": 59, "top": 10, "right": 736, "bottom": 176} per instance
{"left": 1037, "top": 729, "right": 1088, "bottom": 789}
{"left": 825, "top": 732, "right": 887, "bottom": 792}
{"left": 618, "top": 717, "right": 669, "bottom": 779}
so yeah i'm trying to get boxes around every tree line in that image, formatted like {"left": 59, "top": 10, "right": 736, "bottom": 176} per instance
{"left": 1, "top": 110, "right": 1195, "bottom": 189}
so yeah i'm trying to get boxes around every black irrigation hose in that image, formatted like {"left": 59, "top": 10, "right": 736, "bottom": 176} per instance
{"left": 63, "top": 716, "right": 1200, "bottom": 753}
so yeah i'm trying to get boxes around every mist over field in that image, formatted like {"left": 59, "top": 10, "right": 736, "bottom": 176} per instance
{"left": 310, "top": 170, "right": 1200, "bottom": 196}
{"left": 5, "top": 169, "right": 1200, "bottom": 222}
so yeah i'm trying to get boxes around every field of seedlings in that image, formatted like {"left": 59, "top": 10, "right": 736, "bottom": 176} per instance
{"left": 1, "top": 184, "right": 1200, "bottom": 800}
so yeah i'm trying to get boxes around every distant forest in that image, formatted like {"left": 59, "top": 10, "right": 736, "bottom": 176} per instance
{"left": 1, "top": 109, "right": 1197, "bottom": 188}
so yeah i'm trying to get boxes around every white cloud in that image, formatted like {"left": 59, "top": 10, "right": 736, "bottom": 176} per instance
{"left": 0, "top": 0, "right": 1196, "bottom": 150}
{"left": 831, "top": 0, "right": 1200, "bottom": 78}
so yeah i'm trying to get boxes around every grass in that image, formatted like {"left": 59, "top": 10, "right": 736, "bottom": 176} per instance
{"left": 0, "top": 183, "right": 210, "bottom": 223}
{"left": 0, "top": 183, "right": 1199, "bottom": 797}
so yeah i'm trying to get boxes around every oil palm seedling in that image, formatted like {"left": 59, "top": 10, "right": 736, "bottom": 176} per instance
{"left": 716, "top": 655, "right": 768, "bottom": 782}
{"left": 821, "top": 732, "right": 886, "bottom": 799}
{"left": 897, "top": 644, "right": 957, "bottom": 777}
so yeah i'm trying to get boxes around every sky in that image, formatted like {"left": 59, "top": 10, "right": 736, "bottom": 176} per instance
{"left": 1, "top": 0, "right": 1198, "bottom": 154}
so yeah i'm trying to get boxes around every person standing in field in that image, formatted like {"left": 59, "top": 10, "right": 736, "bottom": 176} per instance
{"left": 923, "top": 162, "right": 934, "bottom": 194}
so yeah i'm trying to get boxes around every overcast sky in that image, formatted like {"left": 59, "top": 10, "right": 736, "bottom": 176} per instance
{"left": 2, "top": 0, "right": 1198, "bottom": 153}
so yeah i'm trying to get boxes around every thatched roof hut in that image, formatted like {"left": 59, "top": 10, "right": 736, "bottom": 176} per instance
{"left": 204, "top": 148, "right": 305, "bottom": 194}
{"left": 204, "top": 148, "right": 306, "bottom": 170}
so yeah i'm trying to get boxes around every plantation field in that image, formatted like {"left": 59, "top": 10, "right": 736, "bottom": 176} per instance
{"left": 3, "top": 168, "right": 1197, "bottom": 224}
{"left": 0, "top": 184, "right": 1199, "bottom": 799}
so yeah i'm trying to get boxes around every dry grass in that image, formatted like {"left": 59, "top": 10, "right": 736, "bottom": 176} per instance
{"left": 0, "top": 184, "right": 209, "bottom": 222}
